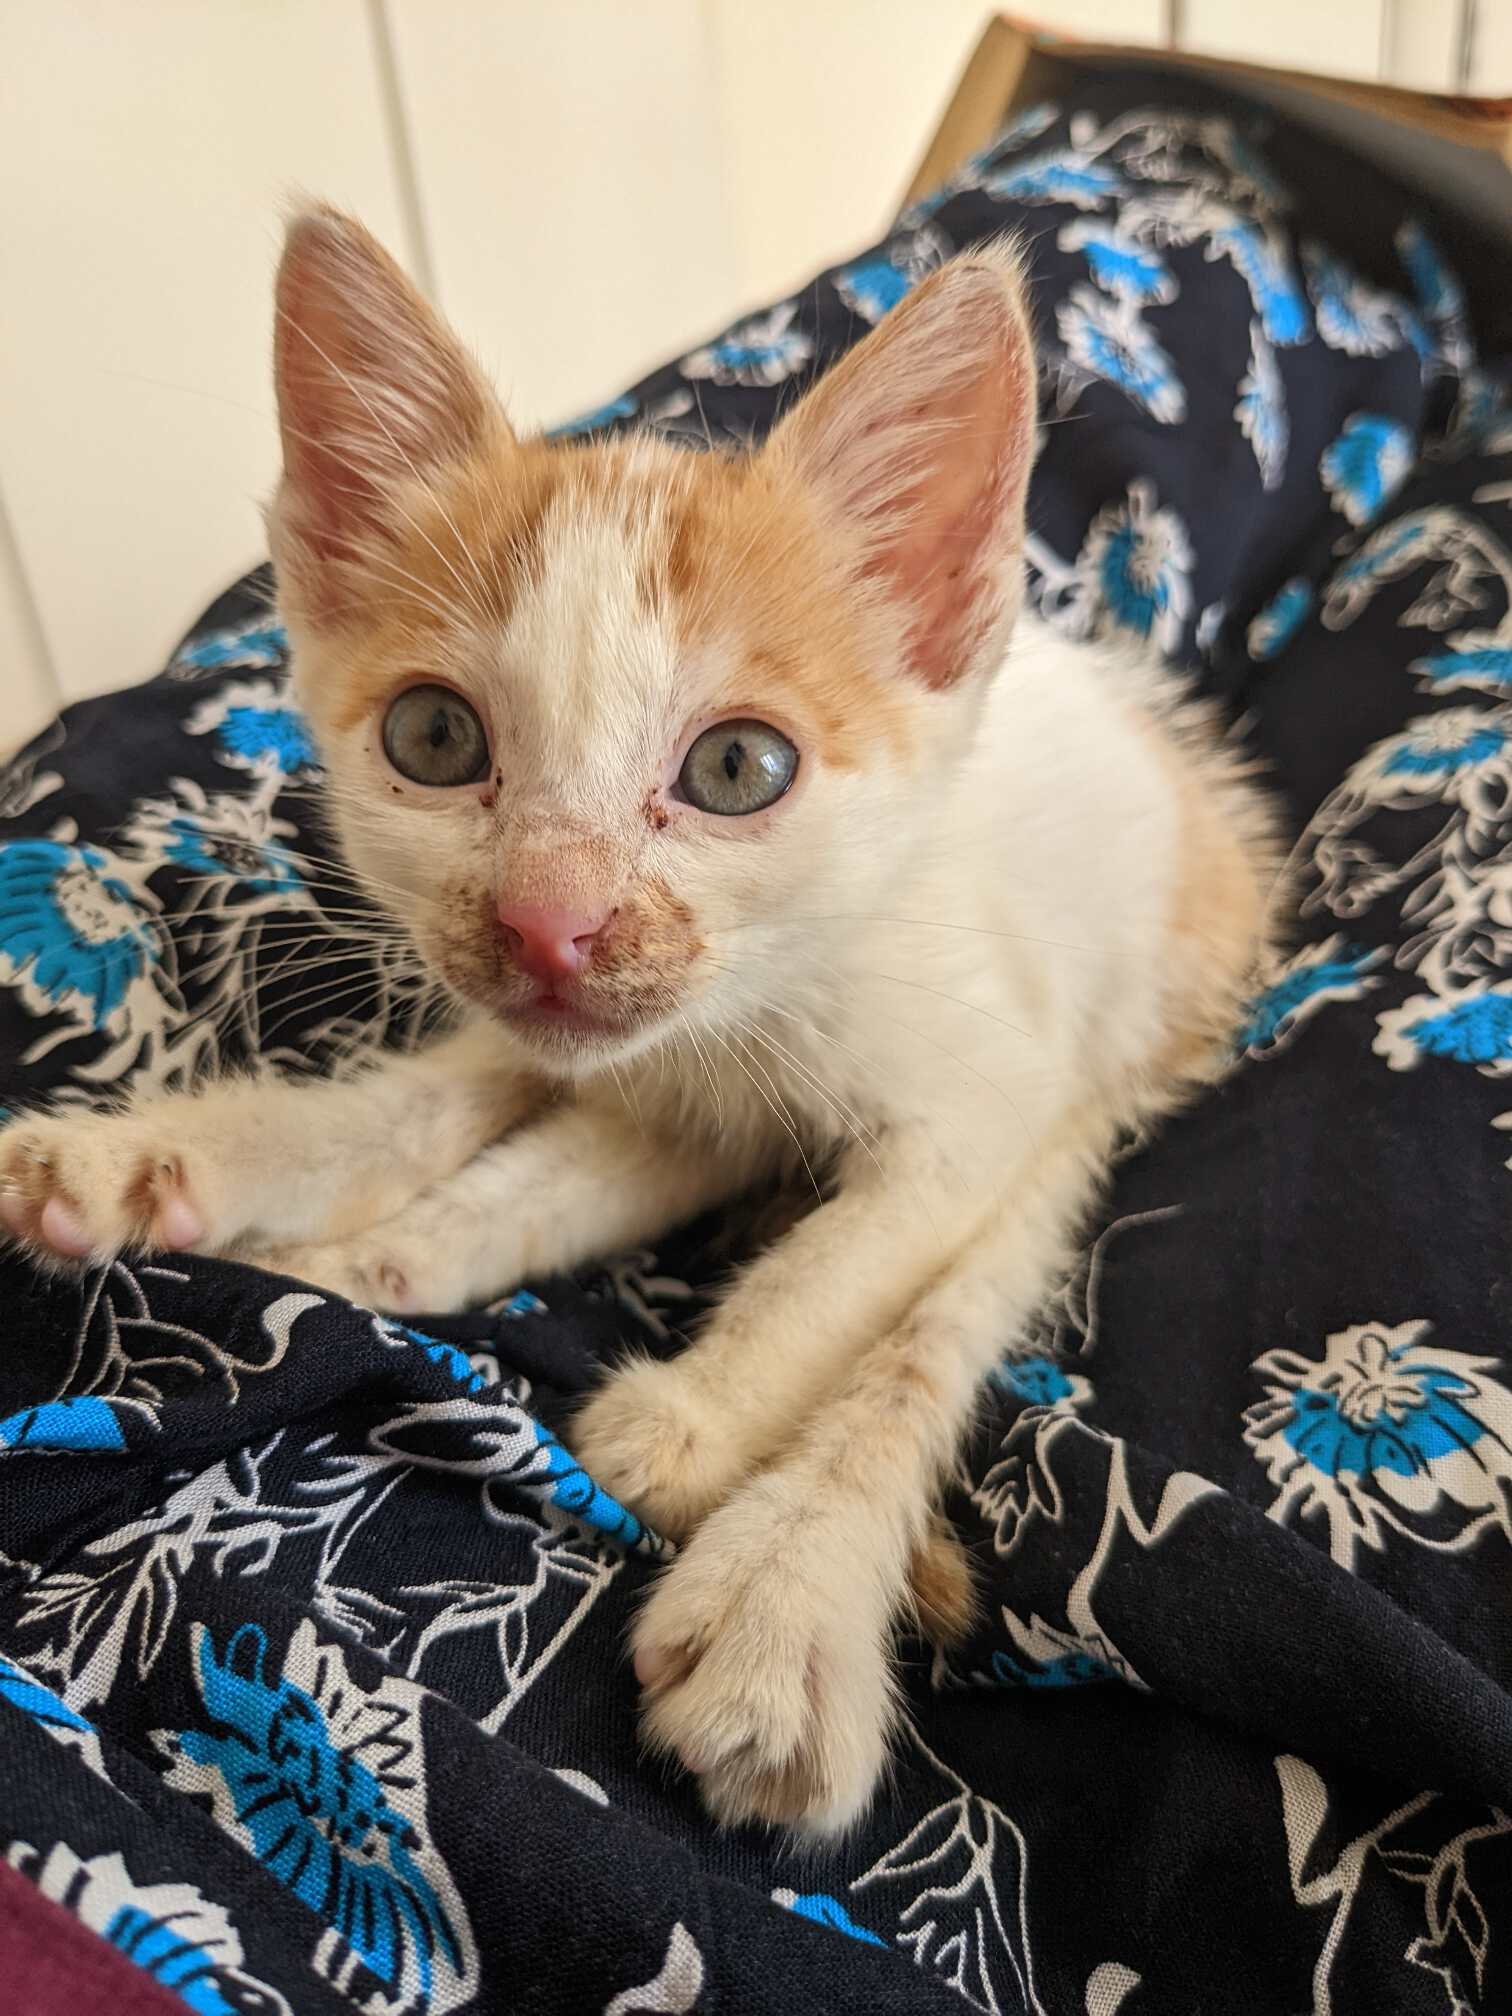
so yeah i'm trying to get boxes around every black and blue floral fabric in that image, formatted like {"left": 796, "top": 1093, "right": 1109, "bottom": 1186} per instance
{"left": 2, "top": 65, "right": 1511, "bottom": 2015}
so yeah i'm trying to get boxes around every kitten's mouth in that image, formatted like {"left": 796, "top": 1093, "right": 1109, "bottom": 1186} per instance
{"left": 435, "top": 940, "right": 681, "bottom": 1054}
{"left": 510, "top": 992, "right": 622, "bottom": 1035}
{"left": 496, "top": 986, "right": 646, "bottom": 1047}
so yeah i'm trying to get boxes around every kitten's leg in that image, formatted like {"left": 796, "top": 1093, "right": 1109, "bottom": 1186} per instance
{"left": 572, "top": 1133, "right": 970, "bottom": 1540}
{"left": 0, "top": 1018, "right": 538, "bottom": 1263}
{"left": 260, "top": 1099, "right": 750, "bottom": 1315}
{"left": 630, "top": 1115, "right": 1110, "bottom": 1835}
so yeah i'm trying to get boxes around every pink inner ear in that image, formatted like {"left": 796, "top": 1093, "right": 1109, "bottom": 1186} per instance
{"left": 276, "top": 265, "right": 383, "bottom": 564}
{"left": 272, "top": 211, "right": 500, "bottom": 580}
{"left": 870, "top": 339, "right": 1035, "bottom": 692}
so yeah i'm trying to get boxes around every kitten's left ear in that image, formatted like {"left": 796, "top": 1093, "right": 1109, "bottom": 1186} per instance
{"left": 764, "top": 242, "right": 1037, "bottom": 691}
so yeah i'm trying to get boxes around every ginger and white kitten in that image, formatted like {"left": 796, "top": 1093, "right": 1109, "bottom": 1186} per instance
{"left": 0, "top": 209, "right": 1276, "bottom": 1834}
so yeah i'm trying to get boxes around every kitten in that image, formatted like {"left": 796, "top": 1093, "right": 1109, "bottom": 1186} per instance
{"left": 0, "top": 207, "right": 1277, "bottom": 1834}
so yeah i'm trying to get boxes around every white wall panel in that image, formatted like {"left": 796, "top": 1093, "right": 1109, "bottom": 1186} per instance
{"left": 1381, "top": 0, "right": 1462, "bottom": 89}
{"left": 1469, "top": 4, "right": 1512, "bottom": 91}
{"left": 1181, "top": 0, "right": 1390, "bottom": 82}
{"left": 709, "top": 1, "right": 1166, "bottom": 309}
{"left": 0, "top": 1, "right": 409, "bottom": 707}
{"left": 385, "top": 0, "right": 742, "bottom": 431}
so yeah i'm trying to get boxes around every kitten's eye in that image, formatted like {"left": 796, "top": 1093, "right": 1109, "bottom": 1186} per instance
{"left": 677, "top": 719, "right": 797, "bottom": 816}
{"left": 382, "top": 684, "right": 490, "bottom": 787}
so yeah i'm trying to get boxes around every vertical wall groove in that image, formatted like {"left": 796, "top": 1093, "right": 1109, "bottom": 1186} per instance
{"left": 1456, "top": 0, "right": 1480, "bottom": 90}
{"left": 364, "top": 0, "right": 438, "bottom": 299}
{"left": 0, "top": 472, "right": 60, "bottom": 731}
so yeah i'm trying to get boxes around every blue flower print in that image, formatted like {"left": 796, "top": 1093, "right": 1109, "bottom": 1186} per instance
{"left": 1303, "top": 242, "right": 1413, "bottom": 358}
{"left": 983, "top": 147, "right": 1121, "bottom": 209}
{"left": 1375, "top": 986, "right": 1512, "bottom": 1075}
{"left": 1238, "top": 937, "right": 1385, "bottom": 1057}
{"left": 1067, "top": 480, "right": 1194, "bottom": 656}
{"left": 1443, "top": 369, "right": 1512, "bottom": 456}
{"left": 164, "top": 817, "right": 304, "bottom": 898}
{"left": 12, "top": 1843, "right": 293, "bottom": 2016}
{"left": 367, "top": 1393, "right": 661, "bottom": 1553}
{"left": 0, "top": 1655, "right": 113, "bottom": 1783}
{"left": 378, "top": 1318, "right": 647, "bottom": 1544}
{"left": 1413, "top": 647, "right": 1512, "bottom": 696}
{"left": 185, "top": 678, "right": 319, "bottom": 779}
{"left": 681, "top": 302, "right": 812, "bottom": 388}
{"left": 834, "top": 229, "right": 945, "bottom": 325}
{"left": 1058, "top": 219, "right": 1175, "bottom": 304}
{"left": 990, "top": 1354, "right": 1092, "bottom": 1414}
{"left": 1324, "top": 519, "right": 1432, "bottom": 627}
{"left": 0, "top": 1656, "right": 95, "bottom": 1736}
{"left": 1395, "top": 219, "right": 1464, "bottom": 324}
{"left": 1235, "top": 322, "right": 1288, "bottom": 489}
{"left": 1246, "top": 1321, "right": 1512, "bottom": 1569}
{"left": 1207, "top": 220, "right": 1311, "bottom": 346}
{"left": 897, "top": 101, "right": 1060, "bottom": 226}
{"left": 1384, "top": 722, "right": 1508, "bottom": 782}
{"left": 532, "top": 1420, "right": 647, "bottom": 1546}
{"left": 988, "top": 1647, "right": 1116, "bottom": 1688}
{"left": 494, "top": 1286, "right": 548, "bottom": 1318}
{"left": 376, "top": 1316, "right": 492, "bottom": 1395}
{"left": 835, "top": 257, "right": 910, "bottom": 323}
{"left": 0, "top": 1396, "right": 129, "bottom": 1451}
{"left": 0, "top": 839, "right": 158, "bottom": 1030}
{"left": 772, "top": 1890, "right": 886, "bottom": 1947}
{"left": 995, "top": 1358, "right": 1071, "bottom": 1405}
{"left": 1280, "top": 1352, "right": 1488, "bottom": 1470}
{"left": 1057, "top": 286, "right": 1185, "bottom": 423}
{"left": 1343, "top": 708, "right": 1512, "bottom": 815}
{"left": 1320, "top": 413, "right": 1415, "bottom": 527}
{"left": 219, "top": 704, "right": 315, "bottom": 774}
{"left": 1395, "top": 218, "right": 1472, "bottom": 374}
{"left": 157, "top": 1622, "right": 477, "bottom": 2013}
{"left": 547, "top": 394, "right": 638, "bottom": 438}
{"left": 982, "top": 1612, "right": 1126, "bottom": 1688}
{"left": 1246, "top": 577, "right": 1314, "bottom": 661}
{"left": 171, "top": 618, "right": 288, "bottom": 678}
{"left": 124, "top": 784, "right": 309, "bottom": 930}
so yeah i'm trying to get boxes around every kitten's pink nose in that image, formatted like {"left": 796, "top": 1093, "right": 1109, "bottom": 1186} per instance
{"left": 496, "top": 902, "right": 610, "bottom": 984}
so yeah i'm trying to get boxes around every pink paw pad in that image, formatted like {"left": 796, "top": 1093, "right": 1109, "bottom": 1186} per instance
{"left": 39, "top": 1196, "right": 92, "bottom": 1258}
{"left": 154, "top": 1191, "right": 206, "bottom": 1251}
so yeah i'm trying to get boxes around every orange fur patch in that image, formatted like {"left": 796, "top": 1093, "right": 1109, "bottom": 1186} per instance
{"left": 656, "top": 457, "right": 916, "bottom": 770}
{"left": 1130, "top": 706, "right": 1277, "bottom": 1090}
{"left": 280, "top": 432, "right": 919, "bottom": 771}
{"left": 907, "top": 1517, "right": 976, "bottom": 1646}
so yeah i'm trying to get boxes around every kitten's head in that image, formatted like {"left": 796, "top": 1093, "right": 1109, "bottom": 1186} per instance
{"left": 269, "top": 207, "right": 1037, "bottom": 1076}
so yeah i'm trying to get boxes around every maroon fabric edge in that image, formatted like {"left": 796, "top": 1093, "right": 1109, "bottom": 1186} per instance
{"left": 0, "top": 1855, "right": 186, "bottom": 2016}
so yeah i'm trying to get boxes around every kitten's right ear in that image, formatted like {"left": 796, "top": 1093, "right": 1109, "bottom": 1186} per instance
{"left": 271, "top": 205, "right": 508, "bottom": 606}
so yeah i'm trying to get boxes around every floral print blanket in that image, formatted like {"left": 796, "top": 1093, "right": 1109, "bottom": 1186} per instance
{"left": 2, "top": 65, "right": 1511, "bottom": 2016}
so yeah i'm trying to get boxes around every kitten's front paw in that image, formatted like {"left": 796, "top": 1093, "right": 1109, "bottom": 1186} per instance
{"left": 0, "top": 1110, "right": 215, "bottom": 1264}
{"left": 631, "top": 1475, "right": 894, "bottom": 1835}
{"left": 258, "top": 1232, "right": 462, "bottom": 1315}
{"left": 571, "top": 1359, "right": 757, "bottom": 1541}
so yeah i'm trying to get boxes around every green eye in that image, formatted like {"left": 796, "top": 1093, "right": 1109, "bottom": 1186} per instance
{"left": 678, "top": 720, "right": 798, "bottom": 816}
{"left": 382, "top": 685, "right": 490, "bottom": 787}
